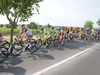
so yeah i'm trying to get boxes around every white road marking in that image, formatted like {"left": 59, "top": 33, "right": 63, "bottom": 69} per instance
{"left": 32, "top": 44, "right": 97, "bottom": 75}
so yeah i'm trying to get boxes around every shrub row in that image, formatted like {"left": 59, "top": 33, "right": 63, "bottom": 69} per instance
{"left": 0, "top": 28, "right": 56, "bottom": 35}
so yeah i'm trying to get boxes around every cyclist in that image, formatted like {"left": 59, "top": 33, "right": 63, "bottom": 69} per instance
{"left": 79, "top": 28, "right": 85, "bottom": 40}
{"left": 85, "top": 28, "right": 91, "bottom": 42}
{"left": 91, "top": 28, "right": 97, "bottom": 40}
{"left": 0, "top": 32, "right": 3, "bottom": 42}
{"left": 17, "top": 25, "right": 33, "bottom": 51}
{"left": 53, "top": 28, "right": 58, "bottom": 36}
{"left": 74, "top": 27, "right": 79, "bottom": 38}
{"left": 58, "top": 29, "right": 65, "bottom": 44}
{"left": 97, "top": 27, "right": 100, "bottom": 40}
{"left": 40, "top": 28, "right": 50, "bottom": 47}
{"left": 64, "top": 27, "right": 69, "bottom": 39}
{"left": 40, "top": 28, "right": 50, "bottom": 39}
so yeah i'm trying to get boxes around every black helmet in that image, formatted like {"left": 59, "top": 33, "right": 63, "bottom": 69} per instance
{"left": 21, "top": 24, "right": 25, "bottom": 27}
{"left": 40, "top": 27, "right": 44, "bottom": 30}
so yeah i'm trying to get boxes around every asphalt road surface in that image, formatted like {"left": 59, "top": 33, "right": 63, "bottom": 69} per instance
{"left": 0, "top": 40, "right": 98, "bottom": 75}
{"left": 46, "top": 42, "right": 100, "bottom": 75}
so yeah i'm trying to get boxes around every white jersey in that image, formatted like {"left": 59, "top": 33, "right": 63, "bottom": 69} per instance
{"left": 26, "top": 29, "right": 32, "bottom": 36}
{"left": 23, "top": 28, "right": 33, "bottom": 36}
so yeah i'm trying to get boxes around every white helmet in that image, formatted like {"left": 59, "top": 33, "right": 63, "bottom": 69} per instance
{"left": 61, "top": 29, "right": 63, "bottom": 32}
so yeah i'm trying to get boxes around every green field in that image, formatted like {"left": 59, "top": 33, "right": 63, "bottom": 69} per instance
{"left": 0, "top": 27, "right": 56, "bottom": 35}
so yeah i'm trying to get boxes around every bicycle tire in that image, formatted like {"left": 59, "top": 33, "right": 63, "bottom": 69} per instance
{"left": 61, "top": 38, "right": 66, "bottom": 46}
{"left": 35, "top": 39, "right": 42, "bottom": 49}
{"left": 1, "top": 41, "right": 10, "bottom": 49}
{"left": 28, "top": 39, "right": 37, "bottom": 53}
{"left": 0, "top": 47, "right": 9, "bottom": 63}
{"left": 11, "top": 42, "right": 23, "bottom": 56}
{"left": 53, "top": 36, "right": 59, "bottom": 47}
{"left": 47, "top": 38, "right": 51, "bottom": 46}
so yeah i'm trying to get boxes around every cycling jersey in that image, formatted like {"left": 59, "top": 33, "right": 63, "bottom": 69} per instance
{"left": 43, "top": 29, "right": 49, "bottom": 35}
{"left": 43, "top": 29, "right": 50, "bottom": 38}
{"left": 85, "top": 29, "right": 90, "bottom": 35}
{"left": 22, "top": 28, "right": 33, "bottom": 37}
{"left": 54, "top": 31, "right": 57, "bottom": 36}
{"left": 97, "top": 29, "right": 100, "bottom": 34}
{"left": 59, "top": 30, "right": 65, "bottom": 37}
{"left": 92, "top": 29, "right": 96, "bottom": 34}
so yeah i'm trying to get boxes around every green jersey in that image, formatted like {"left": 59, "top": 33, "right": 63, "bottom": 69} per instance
{"left": 44, "top": 29, "right": 49, "bottom": 35}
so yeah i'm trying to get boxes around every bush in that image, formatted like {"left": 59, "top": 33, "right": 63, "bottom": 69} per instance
{"left": 27, "top": 22, "right": 38, "bottom": 29}
{"left": 0, "top": 27, "right": 21, "bottom": 35}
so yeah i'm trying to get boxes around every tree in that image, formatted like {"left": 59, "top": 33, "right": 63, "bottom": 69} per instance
{"left": 0, "top": 24, "right": 4, "bottom": 28}
{"left": 38, "top": 25, "right": 42, "bottom": 28}
{"left": 27, "top": 22, "right": 38, "bottom": 29}
{"left": 5, "top": 24, "right": 11, "bottom": 28}
{"left": 0, "top": 0, "right": 43, "bottom": 42}
{"left": 47, "top": 23, "right": 52, "bottom": 28}
{"left": 97, "top": 18, "right": 100, "bottom": 26}
{"left": 84, "top": 20, "right": 94, "bottom": 29}
{"left": 61, "top": 26, "right": 65, "bottom": 30}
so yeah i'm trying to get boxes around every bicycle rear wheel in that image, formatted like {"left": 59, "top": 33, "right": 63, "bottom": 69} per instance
{"left": 61, "top": 38, "right": 66, "bottom": 46}
{"left": 11, "top": 42, "right": 23, "bottom": 56}
{"left": 28, "top": 39, "right": 37, "bottom": 53}
{"left": 47, "top": 38, "right": 52, "bottom": 46}
{"left": 0, "top": 47, "right": 8, "bottom": 63}
{"left": 53, "top": 36, "right": 59, "bottom": 47}
{"left": 35, "top": 39, "right": 42, "bottom": 49}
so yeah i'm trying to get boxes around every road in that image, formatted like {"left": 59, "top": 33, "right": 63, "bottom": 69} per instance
{"left": 0, "top": 40, "right": 98, "bottom": 75}
{"left": 46, "top": 43, "right": 100, "bottom": 75}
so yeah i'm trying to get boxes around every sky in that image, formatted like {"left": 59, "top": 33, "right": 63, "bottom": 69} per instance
{"left": 0, "top": 0, "right": 100, "bottom": 27}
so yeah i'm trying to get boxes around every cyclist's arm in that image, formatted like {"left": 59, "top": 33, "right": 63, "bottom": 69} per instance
{"left": 17, "top": 30, "right": 25, "bottom": 37}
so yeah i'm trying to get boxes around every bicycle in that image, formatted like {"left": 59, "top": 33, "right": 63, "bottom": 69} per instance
{"left": 14, "top": 36, "right": 37, "bottom": 53}
{"left": 0, "top": 46, "right": 8, "bottom": 63}
{"left": 53, "top": 35, "right": 66, "bottom": 47}
{"left": 0, "top": 39, "right": 23, "bottom": 63}
{"left": 35, "top": 34, "right": 52, "bottom": 48}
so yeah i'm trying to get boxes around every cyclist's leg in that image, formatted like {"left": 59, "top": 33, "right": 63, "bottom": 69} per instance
{"left": 98, "top": 34, "right": 100, "bottom": 40}
{"left": 0, "top": 37, "right": 2, "bottom": 42}
{"left": 85, "top": 34, "right": 88, "bottom": 42}
{"left": 59, "top": 34, "right": 63, "bottom": 43}
{"left": 43, "top": 35, "right": 48, "bottom": 46}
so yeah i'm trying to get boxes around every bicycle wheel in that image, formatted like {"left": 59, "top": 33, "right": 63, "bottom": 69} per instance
{"left": 35, "top": 39, "right": 42, "bottom": 49}
{"left": 11, "top": 42, "right": 23, "bottom": 56}
{"left": 53, "top": 36, "right": 59, "bottom": 47}
{"left": 70, "top": 35, "right": 74, "bottom": 41}
{"left": 49, "top": 37, "right": 53, "bottom": 44}
{"left": 61, "top": 38, "right": 66, "bottom": 46}
{"left": 64, "top": 35, "right": 68, "bottom": 41}
{"left": 1, "top": 41, "right": 10, "bottom": 49}
{"left": 28, "top": 39, "right": 37, "bottom": 53}
{"left": 47, "top": 38, "right": 51, "bottom": 46}
{"left": 0, "top": 47, "right": 8, "bottom": 63}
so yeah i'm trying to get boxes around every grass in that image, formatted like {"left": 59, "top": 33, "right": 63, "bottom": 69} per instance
{"left": 0, "top": 27, "right": 57, "bottom": 35}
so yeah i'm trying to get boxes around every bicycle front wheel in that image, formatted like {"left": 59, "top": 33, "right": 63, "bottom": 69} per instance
{"left": 11, "top": 42, "right": 23, "bottom": 56}
{"left": 0, "top": 47, "right": 8, "bottom": 63}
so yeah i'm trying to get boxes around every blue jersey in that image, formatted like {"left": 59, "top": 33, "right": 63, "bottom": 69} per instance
{"left": 97, "top": 29, "right": 100, "bottom": 34}
{"left": 85, "top": 29, "right": 90, "bottom": 34}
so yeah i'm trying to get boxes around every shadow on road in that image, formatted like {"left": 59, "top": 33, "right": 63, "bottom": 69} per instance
{"left": 47, "top": 40, "right": 92, "bottom": 51}
{"left": 0, "top": 56, "right": 26, "bottom": 75}
{"left": 29, "top": 40, "right": 93, "bottom": 60}
{"left": 31, "top": 52, "right": 55, "bottom": 60}
{"left": 0, "top": 65, "right": 26, "bottom": 75}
